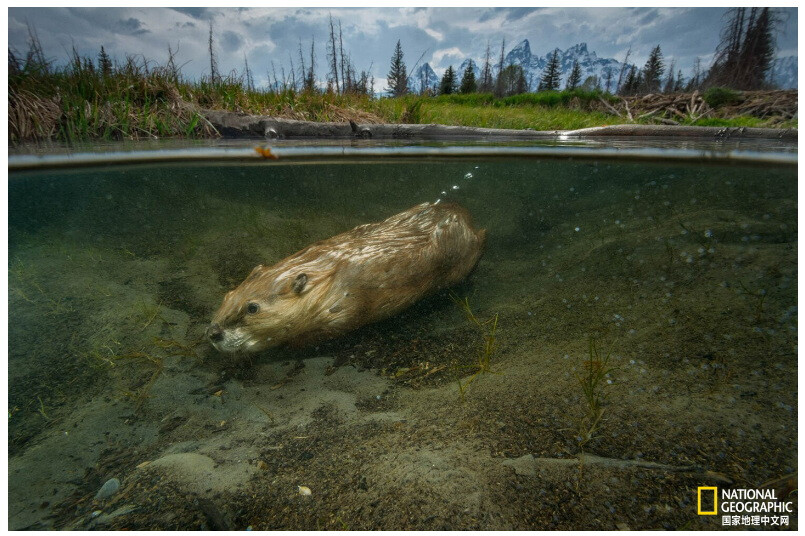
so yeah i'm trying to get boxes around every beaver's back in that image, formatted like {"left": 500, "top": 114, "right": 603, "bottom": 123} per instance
{"left": 275, "top": 202, "right": 485, "bottom": 337}
{"left": 283, "top": 201, "right": 483, "bottom": 290}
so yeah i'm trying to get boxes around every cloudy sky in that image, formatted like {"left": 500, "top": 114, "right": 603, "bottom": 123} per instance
{"left": 8, "top": 7, "right": 798, "bottom": 90}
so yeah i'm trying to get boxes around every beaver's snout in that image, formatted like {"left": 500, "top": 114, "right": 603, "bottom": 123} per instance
{"left": 206, "top": 323, "right": 224, "bottom": 343}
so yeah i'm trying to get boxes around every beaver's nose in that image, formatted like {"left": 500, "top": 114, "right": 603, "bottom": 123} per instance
{"left": 207, "top": 323, "right": 224, "bottom": 342}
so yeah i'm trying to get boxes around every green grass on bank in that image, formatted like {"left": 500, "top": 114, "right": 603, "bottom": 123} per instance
{"left": 413, "top": 102, "right": 621, "bottom": 130}
{"left": 8, "top": 52, "right": 796, "bottom": 143}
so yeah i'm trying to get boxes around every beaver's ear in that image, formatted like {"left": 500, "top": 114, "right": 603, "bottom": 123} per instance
{"left": 292, "top": 273, "right": 308, "bottom": 294}
{"left": 245, "top": 264, "right": 264, "bottom": 282}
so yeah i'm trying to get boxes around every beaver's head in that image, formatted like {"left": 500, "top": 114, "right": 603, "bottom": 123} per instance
{"left": 207, "top": 264, "right": 316, "bottom": 354}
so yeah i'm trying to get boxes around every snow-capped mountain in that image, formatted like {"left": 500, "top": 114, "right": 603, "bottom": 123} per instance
{"left": 769, "top": 56, "right": 797, "bottom": 89}
{"left": 458, "top": 58, "right": 478, "bottom": 77}
{"left": 407, "top": 62, "right": 439, "bottom": 93}
{"left": 503, "top": 40, "right": 630, "bottom": 92}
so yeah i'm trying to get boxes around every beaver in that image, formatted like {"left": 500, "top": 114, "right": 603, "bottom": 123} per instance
{"left": 207, "top": 201, "right": 486, "bottom": 353}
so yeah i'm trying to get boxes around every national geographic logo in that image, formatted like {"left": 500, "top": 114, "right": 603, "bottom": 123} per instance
{"left": 697, "top": 486, "right": 794, "bottom": 527}
{"left": 697, "top": 486, "right": 718, "bottom": 515}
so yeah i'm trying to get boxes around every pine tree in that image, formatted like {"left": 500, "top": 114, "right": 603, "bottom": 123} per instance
{"left": 459, "top": 63, "right": 477, "bottom": 94}
{"left": 603, "top": 66, "right": 613, "bottom": 93}
{"left": 493, "top": 39, "right": 506, "bottom": 97}
{"left": 496, "top": 64, "right": 527, "bottom": 96}
{"left": 386, "top": 40, "right": 408, "bottom": 97}
{"left": 663, "top": 59, "right": 676, "bottom": 93}
{"left": 641, "top": 45, "right": 664, "bottom": 93}
{"left": 674, "top": 69, "right": 685, "bottom": 92}
{"left": 738, "top": 7, "right": 776, "bottom": 89}
{"left": 615, "top": 47, "right": 632, "bottom": 94}
{"left": 705, "top": 7, "right": 778, "bottom": 89}
{"left": 566, "top": 60, "right": 582, "bottom": 90}
{"left": 687, "top": 57, "right": 703, "bottom": 91}
{"left": 478, "top": 42, "right": 494, "bottom": 93}
{"left": 440, "top": 65, "right": 457, "bottom": 95}
{"left": 327, "top": 14, "right": 340, "bottom": 94}
{"left": 495, "top": 38, "right": 506, "bottom": 97}
{"left": 538, "top": 50, "right": 561, "bottom": 91}
{"left": 304, "top": 38, "right": 317, "bottom": 92}
{"left": 708, "top": 7, "right": 746, "bottom": 87}
{"left": 581, "top": 75, "right": 600, "bottom": 91}
{"left": 621, "top": 65, "right": 638, "bottom": 95}
{"left": 97, "top": 46, "right": 112, "bottom": 77}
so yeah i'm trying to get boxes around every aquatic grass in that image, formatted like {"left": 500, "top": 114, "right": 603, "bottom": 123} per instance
{"left": 114, "top": 350, "right": 165, "bottom": 412}
{"left": 135, "top": 299, "right": 164, "bottom": 331}
{"left": 9, "top": 258, "right": 74, "bottom": 315}
{"left": 737, "top": 281, "right": 767, "bottom": 325}
{"left": 450, "top": 293, "right": 500, "bottom": 400}
{"left": 574, "top": 338, "right": 616, "bottom": 453}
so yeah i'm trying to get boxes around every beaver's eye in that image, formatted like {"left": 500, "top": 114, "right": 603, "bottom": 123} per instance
{"left": 246, "top": 302, "right": 260, "bottom": 314}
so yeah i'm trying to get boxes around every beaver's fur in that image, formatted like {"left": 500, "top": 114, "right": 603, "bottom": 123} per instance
{"left": 207, "top": 202, "right": 486, "bottom": 353}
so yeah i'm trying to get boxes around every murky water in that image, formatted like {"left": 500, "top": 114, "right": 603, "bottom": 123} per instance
{"left": 8, "top": 152, "right": 797, "bottom": 529}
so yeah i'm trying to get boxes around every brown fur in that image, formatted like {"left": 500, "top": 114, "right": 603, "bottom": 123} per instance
{"left": 208, "top": 202, "right": 486, "bottom": 354}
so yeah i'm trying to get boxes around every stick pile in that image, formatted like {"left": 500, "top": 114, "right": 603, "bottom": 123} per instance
{"left": 599, "top": 89, "right": 797, "bottom": 126}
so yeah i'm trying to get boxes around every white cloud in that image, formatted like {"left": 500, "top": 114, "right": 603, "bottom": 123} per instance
{"left": 7, "top": 7, "right": 798, "bottom": 87}
{"left": 432, "top": 47, "right": 464, "bottom": 65}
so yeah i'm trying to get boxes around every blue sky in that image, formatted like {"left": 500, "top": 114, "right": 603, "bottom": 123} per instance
{"left": 8, "top": 7, "right": 798, "bottom": 90}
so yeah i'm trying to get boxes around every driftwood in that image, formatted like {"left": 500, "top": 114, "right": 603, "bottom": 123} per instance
{"left": 200, "top": 109, "right": 797, "bottom": 141}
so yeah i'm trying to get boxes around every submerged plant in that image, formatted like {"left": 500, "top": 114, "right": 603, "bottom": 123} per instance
{"left": 574, "top": 338, "right": 615, "bottom": 452}
{"left": 738, "top": 280, "right": 767, "bottom": 325}
{"left": 451, "top": 293, "right": 500, "bottom": 400}
{"left": 115, "top": 350, "right": 164, "bottom": 412}
{"left": 136, "top": 299, "right": 164, "bottom": 331}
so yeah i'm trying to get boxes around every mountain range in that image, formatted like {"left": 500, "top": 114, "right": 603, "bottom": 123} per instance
{"left": 408, "top": 40, "right": 797, "bottom": 93}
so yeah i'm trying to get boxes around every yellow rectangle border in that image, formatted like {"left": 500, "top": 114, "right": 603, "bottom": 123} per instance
{"left": 697, "top": 486, "right": 718, "bottom": 515}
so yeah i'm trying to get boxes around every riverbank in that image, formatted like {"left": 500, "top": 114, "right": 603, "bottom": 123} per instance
{"left": 9, "top": 60, "right": 798, "bottom": 144}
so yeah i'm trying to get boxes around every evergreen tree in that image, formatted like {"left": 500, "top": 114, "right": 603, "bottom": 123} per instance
{"left": 603, "top": 66, "right": 613, "bottom": 93}
{"left": 687, "top": 57, "right": 703, "bottom": 91}
{"left": 459, "top": 63, "right": 477, "bottom": 94}
{"left": 493, "top": 39, "right": 506, "bottom": 97}
{"left": 439, "top": 65, "right": 457, "bottom": 95}
{"left": 641, "top": 45, "right": 664, "bottom": 93}
{"left": 97, "top": 46, "right": 112, "bottom": 76}
{"left": 478, "top": 42, "right": 494, "bottom": 92}
{"left": 566, "top": 60, "right": 582, "bottom": 90}
{"left": 497, "top": 64, "right": 527, "bottom": 96}
{"left": 581, "top": 75, "right": 600, "bottom": 91}
{"left": 674, "top": 69, "right": 685, "bottom": 92}
{"left": 538, "top": 50, "right": 561, "bottom": 91}
{"left": 621, "top": 65, "right": 639, "bottom": 95}
{"left": 663, "top": 59, "right": 676, "bottom": 93}
{"left": 304, "top": 38, "right": 317, "bottom": 92}
{"left": 737, "top": 7, "right": 776, "bottom": 88}
{"left": 327, "top": 14, "right": 340, "bottom": 94}
{"left": 705, "top": 7, "right": 779, "bottom": 89}
{"left": 386, "top": 40, "right": 408, "bottom": 97}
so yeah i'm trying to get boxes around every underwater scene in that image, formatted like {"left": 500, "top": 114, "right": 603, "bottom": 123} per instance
{"left": 8, "top": 155, "right": 797, "bottom": 529}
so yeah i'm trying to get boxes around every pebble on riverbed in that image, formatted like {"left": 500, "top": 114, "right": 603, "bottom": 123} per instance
{"left": 94, "top": 478, "right": 120, "bottom": 501}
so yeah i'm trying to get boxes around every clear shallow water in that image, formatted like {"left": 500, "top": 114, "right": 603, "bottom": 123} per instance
{"left": 8, "top": 152, "right": 797, "bottom": 529}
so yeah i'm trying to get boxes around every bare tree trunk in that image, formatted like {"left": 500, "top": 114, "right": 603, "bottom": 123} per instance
{"left": 327, "top": 13, "right": 340, "bottom": 94}
{"left": 208, "top": 20, "right": 219, "bottom": 84}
